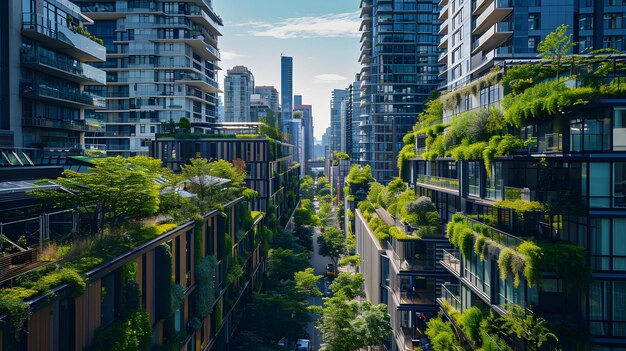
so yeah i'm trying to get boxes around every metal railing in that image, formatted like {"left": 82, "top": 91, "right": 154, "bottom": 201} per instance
{"left": 416, "top": 174, "right": 459, "bottom": 191}
{"left": 458, "top": 214, "right": 524, "bottom": 248}
{"left": 440, "top": 284, "right": 461, "bottom": 312}
{"left": 441, "top": 249, "right": 461, "bottom": 275}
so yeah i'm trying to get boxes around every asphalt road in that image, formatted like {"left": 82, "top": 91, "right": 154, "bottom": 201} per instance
{"left": 306, "top": 221, "right": 332, "bottom": 351}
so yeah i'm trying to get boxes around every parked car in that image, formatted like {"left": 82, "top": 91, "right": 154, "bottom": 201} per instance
{"left": 326, "top": 263, "right": 336, "bottom": 277}
{"left": 295, "top": 339, "right": 311, "bottom": 351}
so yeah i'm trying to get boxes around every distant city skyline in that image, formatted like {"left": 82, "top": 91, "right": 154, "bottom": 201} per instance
{"left": 213, "top": 0, "right": 361, "bottom": 139}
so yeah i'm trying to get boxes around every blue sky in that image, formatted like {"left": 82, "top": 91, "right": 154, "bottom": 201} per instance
{"left": 213, "top": 0, "right": 362, "bottom": 139}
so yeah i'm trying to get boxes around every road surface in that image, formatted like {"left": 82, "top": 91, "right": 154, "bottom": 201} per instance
{"left": 306, "top": 224, "right": 332, "bottom": 351}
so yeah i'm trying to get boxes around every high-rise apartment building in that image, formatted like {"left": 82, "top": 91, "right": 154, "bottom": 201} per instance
{"left": 254, "top": 85, "right": 279, "bottom": 113}
{"left": 224, "top": 65, "right": 254, "bottom": 122}
{"left": 347, "top": 75, "right": 362, "bottom": 163}
{"left": 1, "top": 0, "right": 106, "bottom": 150}
{"left": 330, "top": 88, "right": 349, "bottom": 154}
{"left": 280, "top": 55, "right": 293, "bottom": 136}
{"left": 77, "top": 0, "right": 223, "bottom": 156}
{"left": 295, "top": 99, "right": 314, "bottom": 168}
{"left": 359, "top": 0, "right": 442, "bottom": 182}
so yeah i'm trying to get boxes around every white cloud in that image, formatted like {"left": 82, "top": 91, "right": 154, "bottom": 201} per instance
{"left": 315, "top": 73, "right": 347, "bottom": 82}
{"left": 221, "top": 51, "right": 243, "bottom": 61}
{"left": 249, "top": 12, "right": 361, "bottom": 39}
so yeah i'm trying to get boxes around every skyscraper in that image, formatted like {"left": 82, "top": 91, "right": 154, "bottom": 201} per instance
{"left": 280, "top": 55, "right": 293, "bottom": 136}
{"left": 348, "top": 75, "right": 362, "bottom": 163}
{"left": 295, "top": 97, "right": 314, "bottom": 169}
{"left": 224, "top": 65, "right": 254, "bottom": 122}
{"left": 330, "top": 88, "right": 349, "bottom": 154}
{"left": 2, "top": 0, "right": 106, "bottom": 150}
{"left": 78, "top": 0, "right": 223, "bottom": 156}
{"left": 254, "top": 85, "right": 279, "bottom": 113}
{"left": 359, "top": 0, "right": 442, "bottom": 182}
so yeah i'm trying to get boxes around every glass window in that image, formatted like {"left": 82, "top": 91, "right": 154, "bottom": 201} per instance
{"left": 590, "top": 280, "right": 610, "bottom": 335}
{"left": 614, "top": 108, "right": 626, "bottom": 151}
{"left": 528, "top": 13, "right": 540, "bottom": 30}
{"left": 613, "top": 219, "right": 626, "bottom": 270}
{"left": 615, "top": 163, "right": 626, "bottom": 208}
{"left": 590, "top": 163, "right": 611, "bottom": 208}
{"left": 590, "top": 218, "right": 611, "bottom": 270}
{"left": 614, "top": 281, "right": 626, "bottom": 336}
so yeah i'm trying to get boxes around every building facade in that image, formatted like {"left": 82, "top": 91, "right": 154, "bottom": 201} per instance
{"left": 280, "top": 55, "right": 293, "bottom": 136}
{"left": 224, "top": 65, "right": 254, "bottom": 122}
{"left": 295, "top": 98, "right": 314, "bottom": 169}
{"left": 359, "top": 0, "right": 442, "bottom": 182}
{"left": 348, "top": 75, "right": 362, "bottom": 163}
{"left": 1, "top": 0, "right": 106, "bottom": 151}
{"left": 76, "top": 0, "right": 223, "bottom": 156}
{"left": 330, "top": 88, "right": 349, "bottom": 154}
{"left": 152, "top": 135, "right": 300, "bottom": 227}
{"left": 254, "top": 85, "right": 279, "bottom": 113}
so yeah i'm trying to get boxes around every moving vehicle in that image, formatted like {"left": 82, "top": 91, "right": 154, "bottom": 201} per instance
{"left": 326, "top": 263, "right": 336, "bottom": 277}
{"left": 295, "top": 339, "right": 311, "bottom": 351}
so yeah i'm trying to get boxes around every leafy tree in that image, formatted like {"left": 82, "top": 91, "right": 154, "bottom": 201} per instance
{"left": 178, "top": 117, "right": 191, "bottom": 132}
{"left": 317, "top": 227, "right": 346, "bottom": 266}
{"left": 346, "top": 164, "right": 373, "bottom": 185}
{"left": 367, "top": 182, "right": 385, "bottom": 203}
{"left": 537, "top": 24, "right": 574, "bottom": 80}
{"left": 268, "top": 248, "right": 309, "bottom": 284}
{"left": 338, "top": 254, "right": 361, "bottom": 268}
{"left": 32, "top": 156, "right": 161, "bottom": 232}
{"left": 293, "top": 207, "right": 320, "bottom": 227}
{"left": 329, "top": 272, "right": 365, "bottom": 300}
{"left": 181, "top": 158, "right": 250, "bottom": 207}
{"left": 355, "top": 302, "right": 392, "bottom": 349}
{"left": 293, "top": 225, "right": 314, "bottom": 252}
{"left": 495, "top": 305, "right": 559, "bottom": 350}
{"left": 270, "top": 227, "right": 302, "bottom": 251}
{"left": 405, "top": 196, "right": 438, "bottom": 226}
{"left": 294, "top": 268, "right": 322, "bottom": 297}
{"left": 334, "top": 152, "right": 350, "bottom": 160}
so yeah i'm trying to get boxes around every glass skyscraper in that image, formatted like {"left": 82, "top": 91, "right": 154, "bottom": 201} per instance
{"left": 280, "top": 55, "right": 293, "bottom": 135}
{"left": 359, "top": 0, "right": 442, "bottom": 183}
{"left": 224, "top": 65, "right": 254, "bottom": 122}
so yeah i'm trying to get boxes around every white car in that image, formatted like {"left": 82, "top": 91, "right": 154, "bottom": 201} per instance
{"left": 295, "top": 339, "right": 312, "bottom": 351}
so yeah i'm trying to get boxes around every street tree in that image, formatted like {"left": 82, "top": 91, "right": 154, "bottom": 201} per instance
{"left": 317, "top": 227, "right": 346, "bottom": 266}
{"left": 294, "top": 268, "right": 323, "bottom": 298}
{"left": 329, "top": 272, "right": 365, "bottom": 300}
{"left": 268, "top": 248, "right": 309, "bottom": 284}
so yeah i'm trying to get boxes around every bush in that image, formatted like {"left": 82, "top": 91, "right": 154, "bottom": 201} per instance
{"left": 91, "top": 310, "right": 152, "bottom": 351}
{"left": 461, "top": 307, "right": 484, "bottom": 346}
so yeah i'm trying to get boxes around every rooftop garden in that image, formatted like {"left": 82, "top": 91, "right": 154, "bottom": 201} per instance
{"left": 0, "top": 156, "right": 259, "bottom": 336}
{"left": 399, "top": 25, "right": 626, "bottom": 176}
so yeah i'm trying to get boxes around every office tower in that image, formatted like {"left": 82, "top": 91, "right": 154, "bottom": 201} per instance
{"left": 359, "top": 0, "right": 442, "bottom": 183}
{"left": 224, "top": 65, "right": 254, "bottom": 122}
{"left": 295, "top": 99, "right": 314, "bottom": 170}
{"left": 294, "top": 95, "right": 302, "bottom": 107}
{"left": 347, "top": 75, "right": 362, "bottom": 163}
{"left": 1, "top": 0, "right": 106, "bottom": 150}
{"left": 330, "top": 88, "right": 349, "bottom": 154}
{"left": 255, "top": 85, "right": 279, "bottom": 113}
{"left": 280, "top": 55, "right": 293, "bottom": 136}
{"left": 77, "top": 0, "right": 223, "bottom": 156}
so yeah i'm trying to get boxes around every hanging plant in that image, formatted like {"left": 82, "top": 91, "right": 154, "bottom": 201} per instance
{"left": 498, "top": 249, "right": 514, "bottom": 281}
{"left": 474, "top": 235, "right": 488, "bottom": 261}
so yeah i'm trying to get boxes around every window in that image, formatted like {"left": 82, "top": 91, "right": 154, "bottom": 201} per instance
{"left": 604, "top": 14, "right": 624, "bottom": 29}
{"left": 604, "top": 36, "right": 623, "bottom": 50}
{"left": 528, "top": 36, "right": 540, "bottom": 52}
{"left": 528, "top": 13, "right": 540, "bottom": 30}
{"left": 580, "top": 14, "right": 594, "bottom": 30}
{"left": 467, "top": 161, "right": 480, "bottom": 196}
{"left": 614, "top": 108, "right": 626, "bottom": 150}
{"left": 614, "top": 163, "right": 626, "bottom": 208}
{"left": 589, "top": 163, "right": 611, "bottom": 208}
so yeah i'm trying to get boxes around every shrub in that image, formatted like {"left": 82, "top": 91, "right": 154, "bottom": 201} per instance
{"left": 458, "top": 228, "right": 475, "bottom": 258}
{"left": 461, "top": 307, "right": 484, "bottom": 346}
{"left": 368, "top": 217, "right": 385, "bottom": 232}
{"left": 498, "top": 249, "right": 515, "bottom": 281}
{"left": 474, "top": 235, "right": 488, "bottom": 261}
{"left": 91, "top": 310, "right": 152, "bottom": 351}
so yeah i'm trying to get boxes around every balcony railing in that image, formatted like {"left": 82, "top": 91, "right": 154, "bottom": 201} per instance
{"left": 22, "top": 118, "right": 101, "bottom": 132}
{"left": 440, "top": 284, "right": 461, "bottom": 313}
{"left": 20, "top": 46, "right": 106, "bottom": 85}
{"left": 399, "top": 291, "right": 436, "bottom": 306}
{"left": 458, "top": 214, "right": 524, "bottom": 248}
{"left": 416, "top": 174, "right": 459, "bottom": 191}
{"left": 20, "top": 82, "right": 105, "bottom": 108}
{"left": 441, "top": 249, "right": 461, "bottom": 276}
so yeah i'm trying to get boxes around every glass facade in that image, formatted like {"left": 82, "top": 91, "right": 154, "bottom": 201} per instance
{"left": 359, "top": 0, "right": 442, "bottom": 183}
{"left": 75, "top": 0, "right": 223, "bottom": 155}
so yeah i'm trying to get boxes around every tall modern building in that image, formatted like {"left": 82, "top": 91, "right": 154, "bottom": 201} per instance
{"left": 77, "top": 0, "right": 223, "bottom": 156}
{"left": 359, "top": 0, "right": 442, "bottom": 182}
{"left": 254, "top": 85, "right": 279, "bottom": 113}
{"left": 295, "top": 99, "right": 314, "bottom": 169}
{"left": 347, "top": 75, "right": 362, "bottom": 163}
{"left": 224, "top": 65, "right": 254, "bottom": 122}
{"left": 1, "top": 0, "right": 106, "bottom": 150}
{"left": 330, "top": 88, "right": 349, "bottom": 154}
{"left": 439, "top": 0, "right": 626, "bottom": 95}
{"left": 280, "top": 55, "right": 293, "bottom": 136}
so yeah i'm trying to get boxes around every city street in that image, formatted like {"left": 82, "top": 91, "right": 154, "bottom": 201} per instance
{"left": 306, "top": 225, "right": 332, "bottom": 351}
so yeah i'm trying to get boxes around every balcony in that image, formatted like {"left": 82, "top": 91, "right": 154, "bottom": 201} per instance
{"left": 153, "top": 32, "right": 220, "bottom": 62}
{"left": 458, "top": 215, "right": 524, "bottom": 249}
{"left": 438, "top": 50, "right": 448, "bottom": 64}
{"left": 22, "top": 117, "right": 101, "bottom": 132}
{"left": 188, "top": 8, "right": 223, "bottom": 36}
{"left": 399, "top": 291, "right": 436, "bottom": 306}
{"left": 176, "top": 73, "right": 221, "bottom": 93}
{"left": 21, "top": 46, "right": 106, "bottom": 85}
{"left": 438, "top": 284, "right": 461, "bottom": 312}
{"left": 20, "top": 82, "right": 106, "bottom": 109}
{"left": 21, "top": 13, "right": 106, "bottom": 62}
{"left": 473, "top": 0, "right": 513, "bottom": 35}
{"left": 439, "top": 19, "right": 449, "bottom": 35}
{"left": 416, "top": 174, "right": 459, "bottom": 192}
{"left": 441, "top": 249, "right": 461, "bottom": 276}
{"left": 438, "top": 4, "right": 449, "bottom": 21}
{"left": 438, "top": 35, "right": 448, "bottom": 49}
{"left": 472, "top": 22, "right": 512, "bottom": 54}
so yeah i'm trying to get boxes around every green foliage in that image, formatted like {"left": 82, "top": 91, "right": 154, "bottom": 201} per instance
{"left": 194, "top": 256, "right": 217, "bottom": 319}
{"left": 91, "top": 310, "right": 152, "bottom": 351}
{"left": 474, "top": 235, "right": 488, "bottom": 261}
{"left": 494, "top": 199, "right": 546, "bottom": 213}
{"left": 537, "top": 24, "right": 574, "bottom": 79}
{"left": 498, "top": 248, "right": 515, "bottom": 281}
{"left": 516, "top": 242, "right": 542, "bottom": 288}
{"left": 495, "top": 305, "right": 559, "bottom": 350}
{"left": 70, "top": 25, "right": 105, "bottom": 45}
{"left": 441, "top": 71, "right": 501, "bottom": 110}
{"left": 402, "top": 132, "right": 416, "bottom": 145}
{"left": 405, "top": 196, "right": 437, "bottom": 226}
{"left": 178, "top": 117, "right": 191, "bottom": 131}
{"left": 461, "top": 307, "right": 484, "bottom": 347}
{"left": 502, "top": 64, "right": 557, "bottom": 95}
{"left": 0, "top": 288, "right": 32, "bottom": 338}
{"left": 334, "top": 152, "right": 350, "bottom": 160}
{"left": 373, "top": 225, "right": 390, "bottom": 241}
{"left": 346, "top": 164, "right": 373, "bottom": 185}
{"left": 317, "top": 227, "right": 346, "bottom": 265}
{"left": 293, "top": 207, "right": 320, "bottom": 226}
{"left": 425, "top": 315, "right": 460, "bottom": 351}
{"left": 338, "top": 254, "right": 361, "bottom": 267}
{"left": 268, "top": 248, "right": 309, "bottom": 284}
{"left": 329, "top": 272, "right": 365, "bottom": 300}
{"left": 294, "top": 268, "right": 323, "bottom": 297}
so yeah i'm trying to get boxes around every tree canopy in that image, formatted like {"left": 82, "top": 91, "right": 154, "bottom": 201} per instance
{"left": 317, "top": 227, "right": 346, "bottom": 266}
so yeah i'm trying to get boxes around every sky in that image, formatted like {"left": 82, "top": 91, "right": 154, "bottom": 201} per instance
{"left": 212, "top": 0, "right": 362, "bottom": 139}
